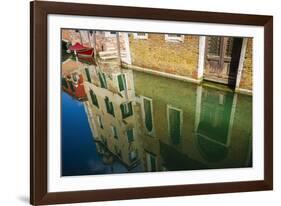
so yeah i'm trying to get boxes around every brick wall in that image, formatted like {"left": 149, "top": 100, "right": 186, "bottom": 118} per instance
{"left": 129, "top": 34, "right": 200, "bottom": 79}
{"left": 239, "top": 38, "right": 253, "bottom": 90}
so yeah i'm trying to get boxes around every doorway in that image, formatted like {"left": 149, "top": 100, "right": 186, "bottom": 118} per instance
{"left": 204, "top": 36, "right": 243, "bottom": 87}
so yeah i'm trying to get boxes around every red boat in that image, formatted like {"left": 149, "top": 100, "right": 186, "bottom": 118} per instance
{"left": 68, "top": 43, "right": 96, "bottom": 65}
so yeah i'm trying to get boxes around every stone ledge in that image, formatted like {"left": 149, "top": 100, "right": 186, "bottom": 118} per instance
{"left": 122, "top": 63, "right": 201, "bottom": 84}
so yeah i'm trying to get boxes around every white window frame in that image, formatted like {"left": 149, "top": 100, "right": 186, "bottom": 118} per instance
{"left": 116, "top": 73, "right": 128, "bottom": 93}
{"left": 123, "top": 101, "right": 132, "bottom": 115}
{"left": 165, "top": 34, "right": 184, "bottom": 42}
{"left": 129, "top": 149, "right": 138, "bottom": 162}
{"left": 97, "top": 115, "right": 103, "bottom": 128}
{"left": 133, "top": 32, "right": 148, "bottom": 40}
{"left": 146, "top": 152, "right": 157, "bottom": 172}
{"left": 111, "top": 125, "right": 118, "bottom": 139}
{"left": 126, "top": 128, "right": 135, "bottom": 143}
{"left": 98, "top": 71, "right": 108, "bottom": 89}
{"left": 167, "top": 105, "right": 183, "bottom": 140}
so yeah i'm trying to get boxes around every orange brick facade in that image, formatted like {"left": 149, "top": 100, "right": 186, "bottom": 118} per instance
{"left": 129, "top": 34, "right": 199, "bottom": 79}
{"left": 239, "top": 39, "right": 253, "bottom": 90}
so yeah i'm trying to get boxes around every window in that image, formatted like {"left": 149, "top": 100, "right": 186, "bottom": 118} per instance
{"left": 207, "top": 37, "right": 221, "bottom": 56}
{"left": 85, "top": 68, "right": 91, "bottom": 83}
{"left": 62, "top": 77, "right": 68, "bottom": 89}
{"left": 104, "top": 96, "right": 114, "bottom": 116}
{"left": 98, "top": 72, "right": 107, "bottom": 89}
{"left": 167, "top": 106, "right": 182, "bottom": 145}
{"left": 133, "top": 33, "right": 148, "bottom": 40}
{"left": 126, "top": 128, "right": 134, "bottom": 143}
{"left": 97, "top": 115, "right": 103, "bottom": 129}
{"left": 129, "top": 150, "right": 138, "bottom": 162}
{"left": 146, "top": 152, "right": 157, "bottom": 172}
{"left": 69, "top": 81, "right": 75, "bottom": 92}
{"left": 142, "top": 97, "right": 153, "bottom": 133}
{"left": 105, "top": 31, "right": 117, "bottom": 37}
{"left": 72, "top": 73, "right": 79, "bottom": 82}
{"left": 117, "top": 73, "right": 127, "bottom": 92}
{"left": 111, "top": 126, "right": 118, "bottom": 139}
{"left": 120, "top": 102, "right": 133, "bottom": 119}
{"left": 89, "top": 89, "right": 99, "bottom": 108}
{"left": 165, "top": 34, "right": 184, "bottom": 42}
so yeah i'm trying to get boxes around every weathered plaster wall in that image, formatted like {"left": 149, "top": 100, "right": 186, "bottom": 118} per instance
{"left": 129, "top": 34, "right": 200, "bottom": 79}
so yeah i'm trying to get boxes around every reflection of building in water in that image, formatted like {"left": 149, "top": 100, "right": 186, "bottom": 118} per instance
{"left": 82, "top": 60, "right": 142, "bottom": 170}
{"left": 61, "top": 59, "right": 87, "bottom": 101}
{"left": 133, "top": 71, "right": 252, "bottom": 172}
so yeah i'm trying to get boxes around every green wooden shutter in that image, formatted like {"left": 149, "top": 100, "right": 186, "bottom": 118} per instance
{"left": 85, "top": 68, "right": 91, "bottom": 83}
{"left": 105, "top": 97, "right": 115, "bottom": 116}
{"left": 69, "top": 81, "right": 75, "bottom": 92}
{"left": 127, "top": 129, "right": 134, "bottom": 143}
{"left": 150, "top": 155, "right": 156, "bottom": 172}
{"left": 169, "top": 108, "right": 181, "bottom": 144}
{"left": 105, "top": 97, "right": 110, "bottom": 112}
{"left": 117, "top": 74, "right": 126, "bottom": 92}
{"left": 62, "top": 77, "right": 68, "bottom": 89}
{"left": 120, "top": 104, "right": 125, "bottom": 119}
{"left": 128, "top": 102, "right": 133, "bottom": 116}
{"left": 110, "top": 102, "right": 115, "bottom": 116}
{"left": 143, "top": 98, "right": 153, "bottom": 132}
{"left": 98, "top": 72, "right": 107, "bottom": 88}
{"left": 90, "top": 90, "right": 99, "bottom": 108}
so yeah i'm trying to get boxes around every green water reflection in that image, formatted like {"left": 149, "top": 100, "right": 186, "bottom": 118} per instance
{"left": 133, "top": 71, "right": 252, "bottom": 171}
{"left": 62, "top": 58, "right": 252, "bottom": 175}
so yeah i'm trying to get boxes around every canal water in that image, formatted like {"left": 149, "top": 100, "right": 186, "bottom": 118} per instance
{"left": 62, "top": 70, "right": 252, "bottom": 176}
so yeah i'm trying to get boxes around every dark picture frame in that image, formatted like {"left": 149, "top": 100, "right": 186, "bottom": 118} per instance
{"left": 30, "top": 1, "right": 273, "bottom": 205}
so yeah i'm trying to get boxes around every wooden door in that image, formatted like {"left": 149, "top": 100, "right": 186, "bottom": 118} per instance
{"left": 204, "top": 37, "right": 243, "bottom": 86}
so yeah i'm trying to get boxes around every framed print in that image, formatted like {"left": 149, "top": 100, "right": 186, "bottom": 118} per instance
{"left": 30, "top": 1, "right": 273, "bottom": 205}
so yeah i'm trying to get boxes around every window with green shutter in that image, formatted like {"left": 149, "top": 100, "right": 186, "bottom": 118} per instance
{"left": 168, "top": 106, "right": 182, "bottom": 145}
{"left": 126, "top": 128, "right": 134, "bottom": 143}
{"left": 146, "top": 152, "right": 157, "bottom": 172}
{"left": 69, "top": 81, "right": 75, "bottom": 92}
{"left": 89, "top": 89, "right": 99, "bottom": 108}
{"left": 97, "top": 116, "right": 103, "bottom": 129}
{"left": 85, "top": 68, "right": 92, "bottom": 83}
{"left": 98, "top": 72, "right": 107, "bottom": 89}
{"left": 117, "top": 74, "right": 127, "bottom": 92}
{"left": 111, "top": 126, "right": 118, "bottom": 139}
{"left": 62, "top": 77, "right": 68, "bottom": 89}
{"left": 120, "top": 102, "right": 133, "bottom": 119}
{"left": 105, "top": 97, "right": 115, "bottom": 116}
{"left": 143, "top": 98, "right": 153, "bottom": 132}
